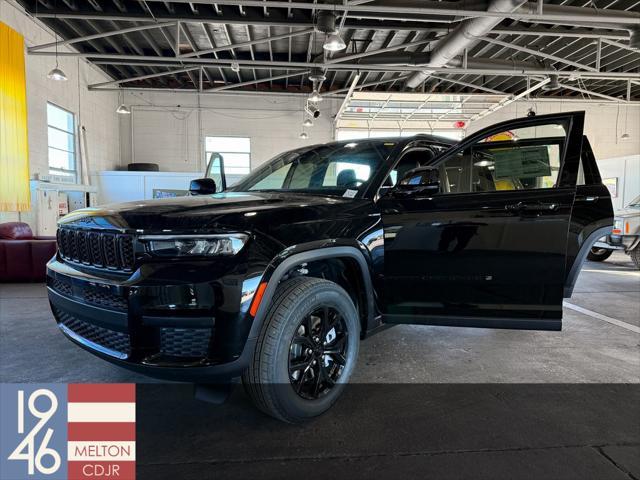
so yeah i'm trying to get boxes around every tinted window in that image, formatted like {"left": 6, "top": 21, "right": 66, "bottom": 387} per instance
{"left": 231, "top": 141, "right": 395, "bottom": 196}
{"left": 438, "top": 123, "right": 567, "bottom": 194}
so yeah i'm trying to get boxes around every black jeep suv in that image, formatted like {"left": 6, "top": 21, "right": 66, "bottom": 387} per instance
{"left": 48, "top": 112, "right": 613, "bottom": 422}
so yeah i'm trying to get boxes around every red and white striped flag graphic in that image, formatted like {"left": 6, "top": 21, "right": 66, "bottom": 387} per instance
{"left": 67, "top": 384, "right": 136, "bottom": 480}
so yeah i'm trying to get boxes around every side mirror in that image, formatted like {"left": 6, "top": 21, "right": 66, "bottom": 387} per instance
{"left": 393, "top": 166, "right": 441, "bottom": 196}
{"left": 189, "top": 177, "right": 217, "bottom": 195}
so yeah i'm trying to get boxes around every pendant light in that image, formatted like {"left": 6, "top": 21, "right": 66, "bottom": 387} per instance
{"left": 47, "top": 32, "right": 68, "bottom": 81}
{"left": 116, "top": 89, "right": 131, "bottom": 115}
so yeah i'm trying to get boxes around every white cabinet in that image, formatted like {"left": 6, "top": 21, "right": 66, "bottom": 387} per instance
{"left": 91, "top": 171, "right": 198, "bottom": 205}
{"left": 29, "top": 181, "right": 98, "bottom": 236}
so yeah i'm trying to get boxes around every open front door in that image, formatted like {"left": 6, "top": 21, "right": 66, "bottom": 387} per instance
{"left": 205, "top": 152, "right": 227, "bottom": 191}
{"left": 379, "top": 111, "right": 585, "bottom": 331}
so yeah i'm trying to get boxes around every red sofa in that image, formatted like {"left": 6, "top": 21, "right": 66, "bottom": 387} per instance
{"left": 0, "top": 222, "right": 57, "bottom": 282}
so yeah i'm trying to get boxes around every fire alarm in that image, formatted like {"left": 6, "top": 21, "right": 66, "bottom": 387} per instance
{"left": 454, "top": 121, "right": 466, "bottom": 129}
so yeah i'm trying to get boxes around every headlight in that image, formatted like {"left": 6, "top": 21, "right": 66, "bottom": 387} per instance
{"left": 140, "top": 234, "right": 248, "bottom": 257}
{"left": 612, "top": 218, "right": 623, "bottom": 235}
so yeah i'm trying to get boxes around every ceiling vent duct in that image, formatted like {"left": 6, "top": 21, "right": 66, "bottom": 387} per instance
{"left": 406, "top": 0, "right": 527, "bottom": 89}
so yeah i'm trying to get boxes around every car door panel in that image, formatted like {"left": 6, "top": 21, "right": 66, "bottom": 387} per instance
{"left": 380, "top": 112, "right": 586, "bottom": 330}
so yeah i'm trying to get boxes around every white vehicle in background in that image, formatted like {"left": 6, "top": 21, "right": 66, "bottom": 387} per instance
{"left": 588, "top": 195, "right": 640, "bottom": 269}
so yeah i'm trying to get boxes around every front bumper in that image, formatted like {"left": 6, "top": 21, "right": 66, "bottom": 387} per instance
{"left": 47, "top": 258, "right": 261, "bottom": 381}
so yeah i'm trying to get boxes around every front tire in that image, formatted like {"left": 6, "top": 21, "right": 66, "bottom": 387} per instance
{"left": 587, "top": 247, "right": 613, "bottom": 262}
{"left": 242, "top": 277, "right": 359, "bottom": 423}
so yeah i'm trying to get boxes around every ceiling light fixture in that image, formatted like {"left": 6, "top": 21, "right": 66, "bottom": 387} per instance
{"left": 230, "top": 61, "right": 240, "bottom": 73}
{"left": 47, "top": 32, "right": 67, "bottom": 81}
{"left": 299, "top": 131, "right": 309, "bottom": 140}
{"left": 116, "top": 104, "right": 131, "bottom": 115}
{"left": 323, "top": 33, "right": 346, "bottom": 52}
{"left": 303, "top": 118, "right": 313, "bottom": 127}
{"left": 116, "top": 89, "right": 131, "bottom": 114}
{"left": 316, "top": 10, "right": 346, "bottom": 52}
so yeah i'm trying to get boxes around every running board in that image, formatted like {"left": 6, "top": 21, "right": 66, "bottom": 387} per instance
{"left": 382, "top": 314, "right": 561, "bottom": 331}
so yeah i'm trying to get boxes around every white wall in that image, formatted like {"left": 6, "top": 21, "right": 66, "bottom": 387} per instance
{"left": 119, "top": 90, "right": 338, "bottom": 174}
{"left": 0, "top": 1, "right": 120, "bottom": 222}
{"left": 467, "top": 101, "right": 640, "bottom": 210}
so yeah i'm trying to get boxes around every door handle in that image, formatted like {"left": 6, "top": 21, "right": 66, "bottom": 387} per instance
{"left": 575, "top": 195, "right": 599, "bottom": 203}
{"left": 505, "top": 202, "right": 560, "bottom": 213}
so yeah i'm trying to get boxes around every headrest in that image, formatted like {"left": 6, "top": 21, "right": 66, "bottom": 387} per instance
{"left": 336, "top": 169, "right": 357, "bottom": 187}
{"left": 0, "top": 222, "right": 34, "bottom": 240}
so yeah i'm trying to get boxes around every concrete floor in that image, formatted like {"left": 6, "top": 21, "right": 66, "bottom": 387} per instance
{"left": 1, "top": 252, "right": 638, "bottom": 479}
{"left": 1, "top": 252, "right": 638, "bottom": 384}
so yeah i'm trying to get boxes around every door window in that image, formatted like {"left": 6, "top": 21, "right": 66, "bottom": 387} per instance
{"left": 439, "top": 122, "right": 567, "bottom": 194}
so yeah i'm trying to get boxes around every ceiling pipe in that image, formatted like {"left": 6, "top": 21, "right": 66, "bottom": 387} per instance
{"left": 405, "top": 0, "right": 527, "bottom": 89}
{"left": 514, "top": 3, "right": 640, "bottom": 31}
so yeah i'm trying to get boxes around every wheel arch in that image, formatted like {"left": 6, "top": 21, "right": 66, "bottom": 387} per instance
{"left": 564, "top": 225, "right": 613, "bottom": 298}
{"left": 247, "top": 244, "right": 376, "bottom": 342}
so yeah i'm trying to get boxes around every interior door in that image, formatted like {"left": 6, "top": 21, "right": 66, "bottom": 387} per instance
{"left": 379, "top": 112, "right": 584, "bottom": 330}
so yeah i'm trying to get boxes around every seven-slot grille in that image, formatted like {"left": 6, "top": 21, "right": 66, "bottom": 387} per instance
{"left": 57, "top": 228, "right": 135, "bottom": 271}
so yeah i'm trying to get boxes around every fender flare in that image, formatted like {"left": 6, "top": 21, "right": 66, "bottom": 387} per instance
{"left": 564, "top": 225, "right": 612, "bottom": 298}
{"left": 246, "top": 245, "right": 376, "bottom": 341}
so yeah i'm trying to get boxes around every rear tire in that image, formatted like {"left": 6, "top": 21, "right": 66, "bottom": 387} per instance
{"left": 242, "top": 277, "right": 360, "bottom": 423}
{"left": 630, "top": 246, "right": 640, "bottom": 270}
{"left": 587, "top": 247, "right": 613, "bottom": 262}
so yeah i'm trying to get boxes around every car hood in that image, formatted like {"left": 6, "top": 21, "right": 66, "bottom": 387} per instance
{"left": 58, "top": 191, "right": 372, "bottom": 234}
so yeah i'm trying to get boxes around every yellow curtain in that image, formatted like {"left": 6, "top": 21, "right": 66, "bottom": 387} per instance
{"left": 0, "top": 21, "right": 30, "bottom": 212}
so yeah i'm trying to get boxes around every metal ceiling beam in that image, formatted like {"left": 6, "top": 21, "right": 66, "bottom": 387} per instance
{"left": 555, "top": 82, "right": 631, "bottom": 103}
{"left": 33, "top": 1, "right": 640, "bottom": 25}
{"left": 89, "top": 66, "right": 203, "bottom": 89}
{"left": 136, "top": 1, "right": 640, "bottom": 25}
{"left": 479, "top": 35, "right": 599, "bottom": 71}
{"left": 471, "top": 77, "right": 550, "bottom": 121}
{"left": 206, "top": 71, "right": 309, "bottom": 91}
{"left": 491, "top": 26, "right": 629, "bottom": 40}
{"left": 331, "top": 75, "right": 412, "bottom": 94}
{"left": 179, "top": 27, "right": 314, "bottom": 59}
{"left": 326, "top": 38, "right": 433, "bottom": 65}
{"left": 27, "top": 22, "right": 176, "bottom": 52}
{"left": 28, "top": 52, "right": 640, "bottom": 79}
{"left": 335, "top": 72, "right": 363, "bottom": 124}
{"left": 429, "top": 75, "right": 506, "bottom": 95}
{"left": 601, "top": 38, "right": 639, "bottom": 53}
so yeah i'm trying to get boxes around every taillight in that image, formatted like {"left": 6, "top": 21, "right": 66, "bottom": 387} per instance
{"left": 612, "top": 218, "right": 623, "bottom": 235}
{"left": 626, "top": 222, "right": 630, "bottom": 234}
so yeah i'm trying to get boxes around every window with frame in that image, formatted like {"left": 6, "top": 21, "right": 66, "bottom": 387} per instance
{"left": 47, "top": 103, "right": 76, "bottom": 180}
{"left": 438, "top": 123, "right": 567, "bottom": 194}
{"left": 205, "top": 136, "right": 251, "bottom": 176}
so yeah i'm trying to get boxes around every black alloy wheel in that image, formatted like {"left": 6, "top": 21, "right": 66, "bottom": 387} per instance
{"left": 242, "top": 276, "right": 360, "bottom": 423}
{"left": 288, "top": 306, "right": 348, "bottom": 400}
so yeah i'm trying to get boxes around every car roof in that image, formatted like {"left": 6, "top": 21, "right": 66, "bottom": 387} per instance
{"left": 299, "top": 134, "right": 458, "bottom": 155}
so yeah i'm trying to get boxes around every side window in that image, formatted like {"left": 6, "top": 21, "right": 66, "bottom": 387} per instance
{"left": 384, "top": 148, "right": 437, "bottom": 187}
{"left": 438, "top": 122, "right": 568, "bottom": 193}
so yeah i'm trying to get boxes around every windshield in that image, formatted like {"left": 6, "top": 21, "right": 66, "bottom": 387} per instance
{"left": 228, "top": 141, "right": 396, "bottom": 197}
{"left": 629, "top": 195, "right": 640, "bottom": 208}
